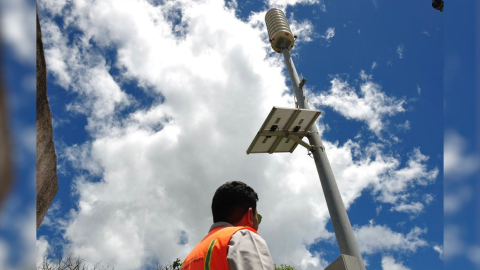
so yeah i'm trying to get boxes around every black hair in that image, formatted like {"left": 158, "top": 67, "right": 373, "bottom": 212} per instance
{"left": 211, "top": 181, "right": 259, "bottom": 224}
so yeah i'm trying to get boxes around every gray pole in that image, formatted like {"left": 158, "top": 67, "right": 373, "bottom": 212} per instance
{"left": 282, "top": 48, "right": 367, "bottom": 270}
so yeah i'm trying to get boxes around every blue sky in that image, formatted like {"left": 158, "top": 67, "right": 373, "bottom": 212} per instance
{"left": 34, "top": 0, "right": 446, "bottom": 269}
{"left": 443, "top": 0, "right": 480, "bottom": 269}
{"left": 0, "top": 0, "right": 36, "bottom": 269}
{"left": 0, "top": 0, "right": 478, "bottom": 270}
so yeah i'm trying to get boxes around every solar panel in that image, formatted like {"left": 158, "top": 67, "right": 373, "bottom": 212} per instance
{"left": 246, "top": 107, "right": 321, "bottom": 154}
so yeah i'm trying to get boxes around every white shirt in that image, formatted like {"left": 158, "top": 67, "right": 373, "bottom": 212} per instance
{"left": 209, "top": 222, "right": 275, "bottom": 270}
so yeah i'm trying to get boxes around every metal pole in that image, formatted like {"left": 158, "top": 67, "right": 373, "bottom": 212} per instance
{"left": 282, "top": 48, "right": 367, "bottom": 270}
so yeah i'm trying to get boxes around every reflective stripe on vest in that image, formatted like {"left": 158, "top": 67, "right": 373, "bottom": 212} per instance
{"left": 204, "top": 239, "right": 216, "bottom": 270}
{"left": 181, "top": 226, "right": 258, "bottom": 270}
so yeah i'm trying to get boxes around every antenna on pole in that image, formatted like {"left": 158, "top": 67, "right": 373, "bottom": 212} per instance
{"left": 247, "top": 8, "right": 368, "bottom": 270}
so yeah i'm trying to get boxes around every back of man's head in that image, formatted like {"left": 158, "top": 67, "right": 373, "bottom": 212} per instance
{"left": 211, "top": 181, "right": 259, "bottom": 224}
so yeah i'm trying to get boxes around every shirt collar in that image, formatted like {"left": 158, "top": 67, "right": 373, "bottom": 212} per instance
{"left": 209, "top": 222, "right": 233, "bottom": 231}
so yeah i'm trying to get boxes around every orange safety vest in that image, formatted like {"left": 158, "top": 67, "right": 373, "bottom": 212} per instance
{"left": 181, "top": 226, "right": 258, "bottom": 270}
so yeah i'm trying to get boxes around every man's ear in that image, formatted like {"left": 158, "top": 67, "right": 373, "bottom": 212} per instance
{"left": 247, "top": 207, "right": 254, "bottom": 226}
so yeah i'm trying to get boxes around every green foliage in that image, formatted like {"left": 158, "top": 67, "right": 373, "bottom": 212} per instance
{"left": 274, "top": 263, "right": 298, "bottom": 270}
{"left": 37, "top": 253, "right": 113, "bottom": 270}
{"left": 172, "top": 258, "right": 181, "bottom": 269}
{"left": 39, "top": 255, "right": 293, "bottom": 270}
{"left": 38, "top": 254, "right": 182, "bottom": 270}
{"left": 158, "top": 258, "right": 182, "bottom": 270}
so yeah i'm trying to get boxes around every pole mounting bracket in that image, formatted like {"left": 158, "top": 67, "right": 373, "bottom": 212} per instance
{"left": 311, "top": 145, "right": 325, "bottom": 152}
{"left": 306, "top": 131, "right": 319, "bottom": 138}
{"left": 299, "top": 78, "right": 307, "bottom": 89}
{"left": 285, "top": 133, "right": 313, "bottom": 151}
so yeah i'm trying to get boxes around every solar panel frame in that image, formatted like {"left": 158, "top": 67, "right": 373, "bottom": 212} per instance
{"left": 246, "top": 107, "right": 321, "bottom": 154}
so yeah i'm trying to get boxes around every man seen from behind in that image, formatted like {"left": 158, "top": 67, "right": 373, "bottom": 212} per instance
{"left": 181, "top": 181, "right": 274, "bottom": 270}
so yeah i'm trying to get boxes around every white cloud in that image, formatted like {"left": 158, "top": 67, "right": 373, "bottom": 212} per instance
{"left": 41, "top": 20, "right": 72, "bottom": 89}
{"left": 38, "top": 0, "right": 439, "bottom": 269}
{"left": 396, "top": 120, "right": 410, "bottom": 131}
{"left": 321, "top": 142, "right": 437, "bottom": 213}
{"left": 381, "top": 256, "right": 411, "bottom": 270}
{"left": 359, "top": 70, "right": 372, "bottom": 81}
{"left": 309, "top": 76, "right": 406, "bottom": 136}
{"left": 371, "top": 61, "right": 377, "bottom": 69}
{"left": 390, "top": 202, "right": 424, "bottom": 214}
{"left": 423, "top": 194, "right": 434, "bottom": 204}
{"left": 444, "top": 225, "right": 464, "bottom": 259}
{"left": 0, "top": 0, "right": 36, "bottom": 63}
{"left": 0, "top": 199, "right": 36, "bottom": 270}
{"left": 421, "top": 31, "right": 431, "bottom": 37}
{"left": 61, "top": 142, "right": 104, "bottom": 176}
{"left": 444, "top": 131, "right": 479, "bottom": 215}
{"left": 18, "top": 124, "right": 36, "bottom": 155}
{"left": 287, "top": 13, "right": 316, "bottom": 43}
{"left": 466, "top": 246, "right": 480, "bottom": 266}
{"left": 444, "top": 185, "right": 472, "bottom": 214}
{"left": 325, "top": 27, "right": 335, "bottom": 40}
{"left": 36, "top": 237, "right": 51, "bottom": 267}
{"left": 444, "top": 130, "right": 480, "bottom": 179}
{"left": 268, "top": 0, "right": 319, "bottom": 10}
{"left": 373, "top": 148, "right": 438, "bottom": 204}
{"left": 416, "top": 85, "right": 421, "bottom": 95}
{"left": 0, "top": 241, "right": 9, "bottom": 270}
{"left": 445, "top": 226, "right": 480, "bottom": 265}
{"left": 397, "top": 44, "right": 404, "bottom": 59}
{"left": 41, "top": 17, "right": 132, "bottom": 133}
{"left": 38, "top": 0, "right": 68, "bottom": 16}
{"left": 321, "top": 27, "right": 335, "bottom": 42}
{"left": 319, "top": 2, "right": 326, "bottom": 12}
{"left": 40, "top": 201, "right": 64, "bottom": 230}
{"left": 433, "top": 245, "right": 443, "bottom": 260}
{"left": 355, "top": 224, "right": 427, "bottom": 254}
